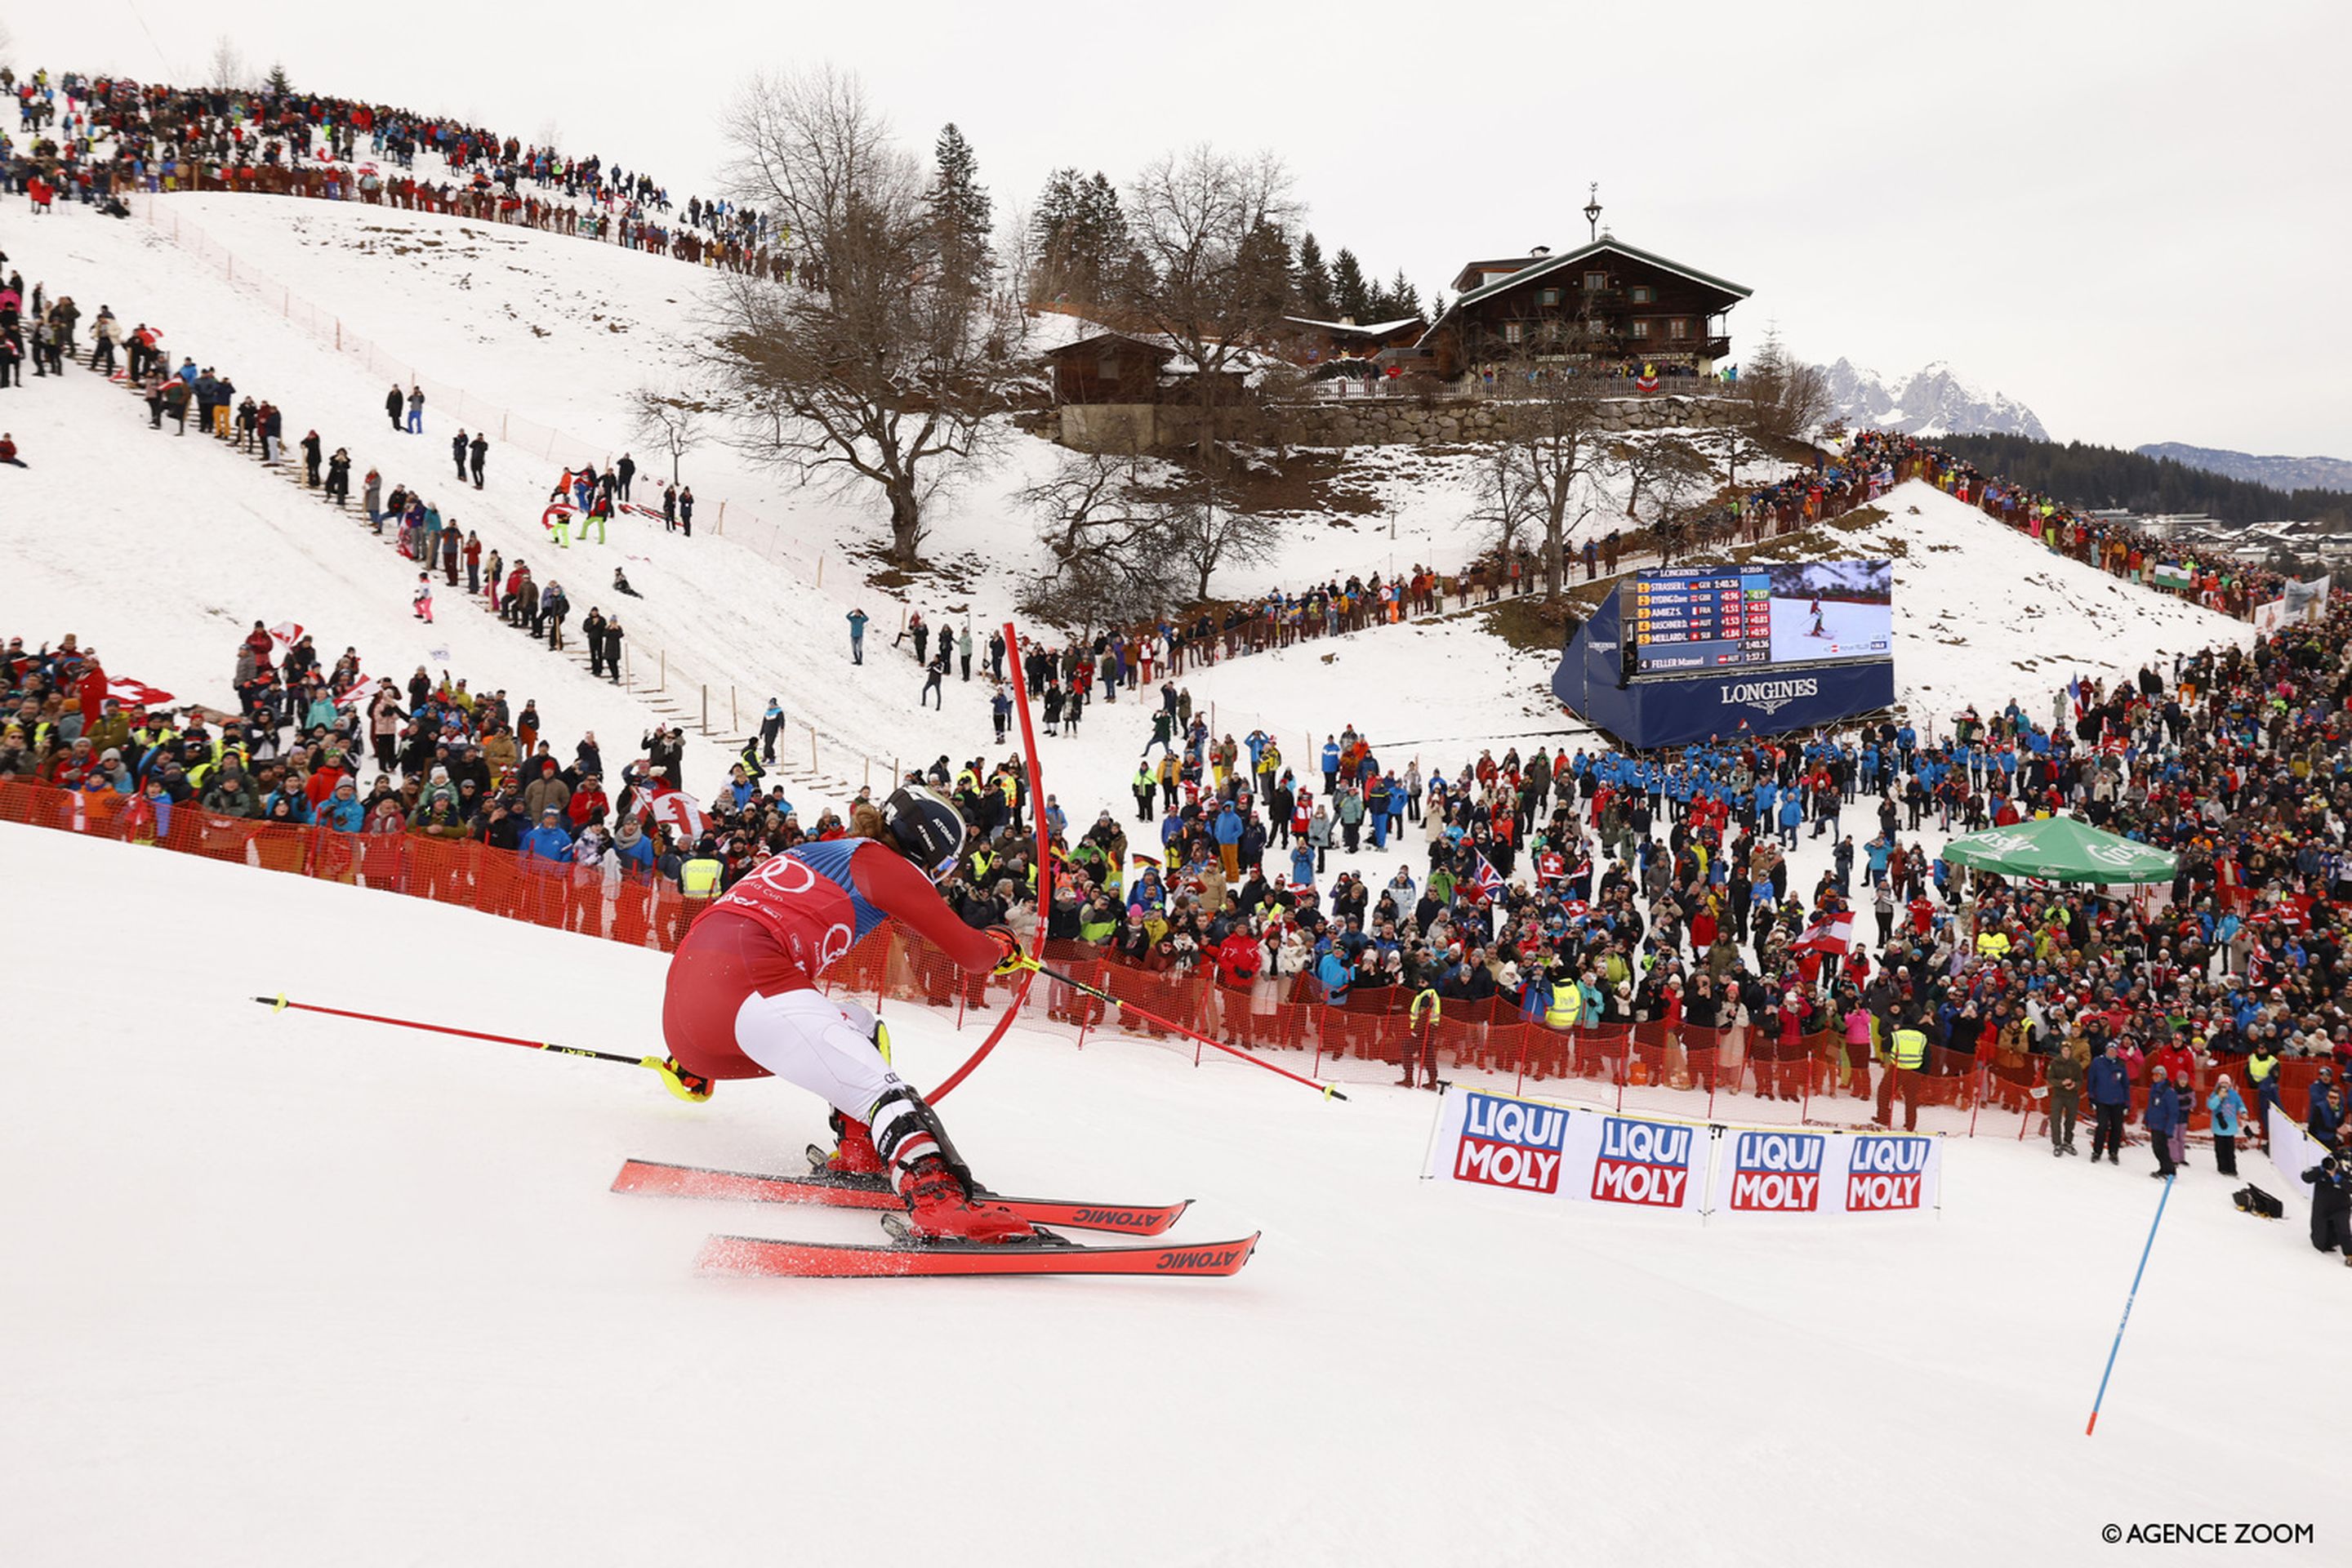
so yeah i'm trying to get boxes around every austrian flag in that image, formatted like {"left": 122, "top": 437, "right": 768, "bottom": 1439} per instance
{"left": 1791, "top": 910, "right": 1854, "bottom": 955}
{"left": 644, "top": 783, "right": 708, "bottom": 840}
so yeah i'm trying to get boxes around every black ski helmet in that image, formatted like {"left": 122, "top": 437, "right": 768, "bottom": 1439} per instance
{"left": 882, "top": 784, "right": 965, "bottom": 882}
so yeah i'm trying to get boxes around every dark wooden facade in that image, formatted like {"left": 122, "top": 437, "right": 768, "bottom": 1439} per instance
{"left": 1419, "top": 238, "right": 1749, "bottom": 381}
{"left": 1042, "top": 332, "right": 1178, "bottom": 405}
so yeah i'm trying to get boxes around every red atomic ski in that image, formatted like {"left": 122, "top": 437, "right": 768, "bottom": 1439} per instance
{"left": 611, "top": 1158, "right": 1192, "bottom": 1236}
{"left": 696, "top": 1230, "right": 1262, "bottom": 1281}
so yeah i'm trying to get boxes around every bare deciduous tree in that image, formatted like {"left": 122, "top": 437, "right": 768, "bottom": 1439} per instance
{"left": 630, "top": 385, "right": 711, "bottom": 488}
{"left": 207, "top": 36, "right": 250, "bottom": 93}
{"left": 707, "top": 67, "right": 1022, "bottom": 568}
{"left": 1477, "top": 360, "right": 1610, "bottom": 600}
{"left": 1156, "top": 468, "right": 1280, "bottom": 601}
{"left": 1610, "top": 430, "right": 1717, "bottom": 524}
{"left": 1120, "top": 146, "right": 1298, "bottom": 467}
{"left": 1013, "top": 451, "right": 1273, "bottom": 626}
{"left": 1735, "top": 325, "right": 1832, "bottom": 445}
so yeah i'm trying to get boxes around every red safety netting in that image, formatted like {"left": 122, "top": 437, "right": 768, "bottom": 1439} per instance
{"left": 16, "top": 776, "right": 2296, "bottom": 1137}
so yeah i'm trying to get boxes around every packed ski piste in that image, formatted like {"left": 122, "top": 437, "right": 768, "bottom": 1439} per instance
{"left": 6, "top": 23, "right": 2350, "bottom": 1565}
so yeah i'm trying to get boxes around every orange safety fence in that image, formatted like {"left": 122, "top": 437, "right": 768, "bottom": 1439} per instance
{"left": 7, "top": 775, "right": 2252, "bottom": 1134}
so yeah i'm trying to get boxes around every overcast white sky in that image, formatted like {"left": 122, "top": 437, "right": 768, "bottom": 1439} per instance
{"left": 17, "top": 1, "right": 2348, "bottom": 454}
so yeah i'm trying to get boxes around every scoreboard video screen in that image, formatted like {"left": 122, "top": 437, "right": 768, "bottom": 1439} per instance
{"left": 1626, "top": 560, "right": 1893, "bottom": 676}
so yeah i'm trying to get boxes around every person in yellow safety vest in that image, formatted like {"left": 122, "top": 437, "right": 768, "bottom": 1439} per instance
{"left": 1878, "top": 1018, "right": 1927, "bottom": 1131}
{"left": 1544, "top": 975, "right": 1583, "bottom": 1030}
{"left": 1975, "top": 924, "right": 2011, "bottom": 960}
{"left": 673, "top": 844, "right": 725, "bottom": 947}
{"left": 679, "top": 849, "right": 724, "bottom": 899}
{"left": 2247, "top": 1040, "right": 2281, "bottom": 1142}
{"left": 1402, "top": 987, "right": 1441, "bottom": 1090}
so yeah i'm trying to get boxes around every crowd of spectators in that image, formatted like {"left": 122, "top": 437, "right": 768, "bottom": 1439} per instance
{"left": 5, "top": 66, "right": 786, "bottom": 277}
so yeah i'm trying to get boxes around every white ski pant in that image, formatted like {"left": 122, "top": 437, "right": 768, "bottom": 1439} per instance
{"left": 733, "top": 988, "right": 900, "bottom": 1123}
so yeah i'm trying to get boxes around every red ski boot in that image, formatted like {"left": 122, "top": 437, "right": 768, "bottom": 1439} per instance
{"left": 811, "top": 1110, "right": 889, "bottom": 1179}
{"left": 896, "top": 1154, "right": 1039, "bottom": 1244}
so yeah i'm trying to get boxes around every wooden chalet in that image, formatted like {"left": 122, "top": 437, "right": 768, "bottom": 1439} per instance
{"left": 1413, "top": 236, "right": 1752, "bottom": 382}
{"left": 1040, "top": 330, "right": 1178, "bottom": 404}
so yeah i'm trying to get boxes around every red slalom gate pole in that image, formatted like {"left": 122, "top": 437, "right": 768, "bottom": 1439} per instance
{"left": 1027, "top": 961, "right": 1348, "bottom": 1101}
{"left": 249, "top": 994, "right": 710, "bottom": 1100}
{"left": 929, "top": 621, "right": 1050, "bottom": 1105}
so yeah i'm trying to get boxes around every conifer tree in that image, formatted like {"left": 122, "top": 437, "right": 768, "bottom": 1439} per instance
{"left": 929, "top": 123, "right": 994, "bottom": 293}
{"left": 1329, "top": 247, "right": 1370, "bottom": 323}
{"left": 1294, "top": 232, "right": 1334, "bottom": 318}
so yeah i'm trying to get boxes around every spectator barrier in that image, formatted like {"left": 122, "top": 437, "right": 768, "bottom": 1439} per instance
{"left": 13, "top": 775, "right": 2313, "bottom": 1138}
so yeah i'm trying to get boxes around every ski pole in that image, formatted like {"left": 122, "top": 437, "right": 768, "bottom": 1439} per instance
{"left": 2085, "top": 1170, "right": 2175, "bottom": 1436}
{"left": 250, "top": 995, "right": 712, "bottom": 1102}
{"left": 1016, "top": 960, "right": 1349, "bottom": 1101}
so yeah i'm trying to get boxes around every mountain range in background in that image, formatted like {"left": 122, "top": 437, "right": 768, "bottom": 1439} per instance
{"left": 1818, "top": 359, "right": 2049, "bottom": 442}
{"left": 2132, "top": 442, "right": 2352, "bottom": 495}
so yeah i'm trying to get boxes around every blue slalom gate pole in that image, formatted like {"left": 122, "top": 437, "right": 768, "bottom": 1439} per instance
{"left": 2086, "top": 1172, "right": 2176, "bottom": 1436}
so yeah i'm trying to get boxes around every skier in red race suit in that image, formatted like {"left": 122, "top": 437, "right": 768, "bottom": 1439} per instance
{"left": 658, "top": 786, "right": 1034, "bottom": 1241}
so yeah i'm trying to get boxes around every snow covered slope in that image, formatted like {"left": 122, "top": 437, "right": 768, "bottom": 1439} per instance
{"left": 0, "top": 350, "right": 734, "bottom": 786}
{"left": 3, "top": 821, "right": 2345, "bottom": 1566}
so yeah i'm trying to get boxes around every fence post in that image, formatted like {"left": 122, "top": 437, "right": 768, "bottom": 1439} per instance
{"left": 715, "top": 500, "right": 726, "bottom": 537}
{"left": 816, "top": 555, "right": 824, "bottom": 588}
{"left": 501, "top": 412, "right": 509, "bottom": 443}
{"left": 659, "top": 648, "right": 666, "bottom": 693}
{"left": 809, "top": 729, "right": 819, "bottom": 777}
{"left": 701, "top": 684, "right": 709, "bottom": 733}
{"left": 730, "top": 687, "right": 738, "bottom": 734}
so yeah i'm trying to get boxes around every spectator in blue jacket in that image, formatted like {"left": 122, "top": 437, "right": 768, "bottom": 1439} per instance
{"left": 1313, "top": 944, "right": 1351, "bottom": 1005}
{"left": 1211, "top": 801, "right": 1244, "bottom": 878}
{"left": 1775, "top": 793, "right": 1803, "bottom": 849}
{"left": 1320, "top": 737, "right": 1341, "bottom": 795}
{"left": 2087, "top": 1043, "right": 2131, "bottom": 1165}
{"left": 2207, "top": 1076, "right": 2246, "bottom": 1177}
{"left": 2144, "top": 1065, "right": 2182, "bottom": 1178}
{"left": 519, "top": 807, "right": 575, "bottom": 871}
{"left": 318, "top": 778, "right": 364, "bottom": 831}
{"left": 2313, "top": 1084, "right": 2345, "bottom": 1152}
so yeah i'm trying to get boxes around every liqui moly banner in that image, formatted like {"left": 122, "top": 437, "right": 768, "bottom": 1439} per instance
{"left": 1425, "top": 1090, "right": 1707, "bottom": 1214}
{"left": 1705, "top": 1129, "right": 1941, "bottom": 1218}
{"left": 1425, "top": 1089, "right": 1940, "bottom": 1221}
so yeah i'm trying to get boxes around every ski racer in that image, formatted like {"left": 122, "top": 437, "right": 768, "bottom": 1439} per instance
{"left": 657, "top": 786, "right": 1035, "bottom": 1241}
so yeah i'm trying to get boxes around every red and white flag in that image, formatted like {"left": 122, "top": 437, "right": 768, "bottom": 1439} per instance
{"left": 270, "top": 621, "right": 305, "bottom": 647}
{"left": 644, "top": 783, "right": 708, "bottom": 840}
{"left": 1791, "top": 910, "right": 1855, "bottom": 955}
{"left": 105, "top": 676, "right": 177, "bottom": 710}
{"left": 332, "top": 677, "right": 381, "bottom": 710}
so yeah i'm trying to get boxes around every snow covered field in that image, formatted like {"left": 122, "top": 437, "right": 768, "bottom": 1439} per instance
{"left": 0, "top": 130, "right": 2336, "bottom": 1568}
{"left": 3, "top": 821, "right": 2345, "bottom": 1566}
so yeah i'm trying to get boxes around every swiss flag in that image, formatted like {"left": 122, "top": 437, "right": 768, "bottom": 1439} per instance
{"left": 105, "top": 676, "right": 177, "bottom": 710}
